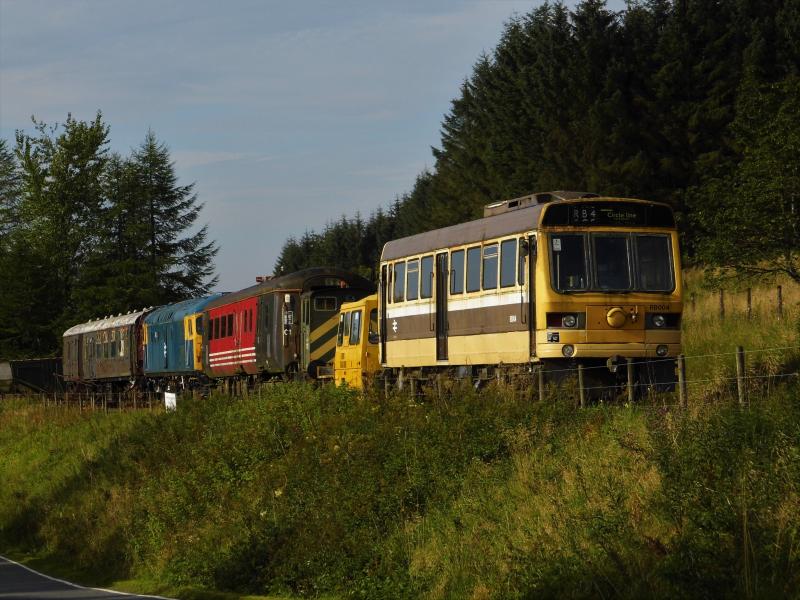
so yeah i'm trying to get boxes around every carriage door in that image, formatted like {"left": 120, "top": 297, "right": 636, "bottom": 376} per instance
{"left": 435, "top": 252, "right": 449, "bottom": 361}
{"left": 380, "top": 265, "right": 388, "bottom": 363}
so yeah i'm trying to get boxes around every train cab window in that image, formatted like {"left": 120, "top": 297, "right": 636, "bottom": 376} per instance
{"left": 594, "top": 235, "right": 632, "bottom": 290}
{"left": 337, "top": 312, "right": 347, "bottom": 346}
{"left": 466, "top": 246, "right": 481, "bottom": 293}
{"left": 393, "top": 262, "right": 406, "bottom": 302}
{"left": 551, "top": 234, "right": 588, "bottom": 292}
{"left": 227, "top": 314, "right": 234, "bottom": 337}
{"left": 451, "top": 249, "right": 465, "bottom": 294}
{"left": 636, "top": 235, "right": 673, "bottom": 291}
{"left": 368, "top": 309, "right": 379, "bottom": 344}
{"left": 343, "top": 311, "right": 351, "bottom": 340}
{"left": 420, "top": 255, "right": 433, "bottom": 298}
{"left": 314, "top": 297, "right": 337, "bottom": 311}
{"left": 500, "top": 239, "right": 517, "bottom": 288}
{"left": 406, "top": 260, "right": 419, "bottom": 301}
{"left": 482, "top": 244, "right": 499, "bottom": 290}
{"left": 196, "top": 316, "right": 203, "bottom": 335}
{"left": 350, "top": 310, "right": 362, "bottom": 345}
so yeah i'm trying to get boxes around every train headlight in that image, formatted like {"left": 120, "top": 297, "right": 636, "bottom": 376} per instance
{"left": 562, "top": 344, "right": 575, "bottom": 358}
{"left": 653, "top": 314, "right": 666, "bottom": 328}
{"left": 562, "top": 314, "right": 577, "bottom": 328}
{"left": 656, "top": 345, "right": 669, "bottom": 357}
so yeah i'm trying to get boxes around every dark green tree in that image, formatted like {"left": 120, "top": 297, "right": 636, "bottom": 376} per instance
{"left": 127, "top": 130, "right": 218, "bottom": 302}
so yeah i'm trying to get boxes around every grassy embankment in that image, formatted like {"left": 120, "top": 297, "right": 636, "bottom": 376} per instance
{"left": 0, "top": 278, "right": 798, "bottom": 599}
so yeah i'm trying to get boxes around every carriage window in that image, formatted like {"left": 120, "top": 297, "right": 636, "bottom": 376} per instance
{"left": 214, "top": 317, "right": 220, "bottom": 339}
{"left": 636, "top": 235, "right": 673, "bottom": 291}
{"left": 110, "top": 337, "right": 117, "bottom": 358}
{"left": 227, "top": 314, "right": 234, "bottom": 337}
{"left": 337, "top": 313, "right": 346, "bottom": 346}
{"left": 482, "top": 244, "right": 499, "bottom": 290}
{"left": 594, "top": 235, "right": 632, "bottom": 290}
{"left": 466, "top": 246, "right": 481, "bottom": 292}
{"left": 196, "top": 316, "right": 203, "bottom": 335}
{"left": 369, "top": 308, "right": 379, "bottom": 344}
{"left": 551, "top": 234, "right": 588, "bottom": 292}
{"left": 314, "top": 296, "right": 337, "bottom": 311}
{"left": 420, "top": 255, "right": 433, "bottom": 298}
{"left": 500, "top": 239, "right": 517, "bottom": 288}
{"left": 350, "top": 310, "right": 362, "bottom": 345}
{"left": 393, "top": 262, "right": 406, "bottom": 302}
{"left": 451, "top": 249, "right": 465, "bottom": 294}
{"left": 406, "top": 259, "right": 419, "bottom": 301}
{"left": 249, "top": 309, "right": 254, "bottom": 330}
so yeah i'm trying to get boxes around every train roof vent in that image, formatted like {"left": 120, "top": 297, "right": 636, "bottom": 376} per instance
{"left": 483, "top": 191, "right": 599, "bottom": 217}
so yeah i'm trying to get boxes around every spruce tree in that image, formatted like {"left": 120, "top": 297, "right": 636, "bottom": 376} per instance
{"left": 128, "top": 130, "right": 218, "bottom": 302}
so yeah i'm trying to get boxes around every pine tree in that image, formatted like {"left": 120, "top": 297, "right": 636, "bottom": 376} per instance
{"left": 127, "top": 130, "right": 218, "bottom": 302}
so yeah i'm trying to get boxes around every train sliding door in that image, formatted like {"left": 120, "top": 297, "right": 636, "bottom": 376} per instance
{"left": 435, "top": 252, "right": 448, "bottom": 361}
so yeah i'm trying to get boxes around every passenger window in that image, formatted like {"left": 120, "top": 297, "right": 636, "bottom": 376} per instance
{"left": 406, "top": 260, "right": 419, "bottom": 301}
{"left": 350, "top": 310, "right": 362, "bottom": 345}
{"left": 227, "top": 314, "right": 234, "bottom": 337}
{"left": 368, "top": 309, "right": 379, "bottom": 344}
{"left": 386, "top": 265, "right": 392, "bottom": 304}
{"left": 214, "top": 318, "right": 220, "bottom": 340}
{"left": 466, "top": 246, "right": 481, "bottom": 292}
{"left": 451, "top": 249, "right": 465, "bottom": 294}
{"left": 393, "top": 262, "right": 405, "bottom": 302}
{"left": 500, "top": 239, "right": 517, "bottom": 287}
{"left": 518, "top": 238, "right": 527, "bottom": 285}
{"left": 249, "top": 309, "right": 254, "bottom": 330}
{"left": 483, "top": 244, "right": 499, "bottom": 290}
{"left": 337, "top": 313, "right": 346, "bottom": 346}
{"left": 420, "top": 255, "right": 433, "bottom": 298}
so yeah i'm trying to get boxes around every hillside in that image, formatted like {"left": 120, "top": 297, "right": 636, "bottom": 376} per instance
{"left": 0, "top": 280, "right": 799, "bottom": 599}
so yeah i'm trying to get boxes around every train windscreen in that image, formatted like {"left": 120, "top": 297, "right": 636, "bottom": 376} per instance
{"left": 550, "top": 233, "right": 673, "bottom": 293}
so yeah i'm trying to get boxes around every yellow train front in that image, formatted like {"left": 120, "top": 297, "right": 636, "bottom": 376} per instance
{"left": 373, "top": 191, "right": 682, "bottom": 394}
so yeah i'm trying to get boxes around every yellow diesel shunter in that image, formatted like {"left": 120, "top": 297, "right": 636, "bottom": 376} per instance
{"left": 376, "top": 191, "right": 682, "bottom": 392}
{"left": 335, "top": 294, "right": 380, "bottom": 388}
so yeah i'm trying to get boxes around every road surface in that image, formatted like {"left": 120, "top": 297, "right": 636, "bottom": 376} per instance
{"left": 0, "top": 555, "right": 172, "bottom": 600}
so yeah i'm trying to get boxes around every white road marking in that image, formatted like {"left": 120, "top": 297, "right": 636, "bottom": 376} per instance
{"left": 0, "top": 554, "right": 173, "bottom": 599}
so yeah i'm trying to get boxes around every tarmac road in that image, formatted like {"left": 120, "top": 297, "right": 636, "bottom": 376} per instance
{"left": 0, "top": 556, "right": 172, "bottom": 600}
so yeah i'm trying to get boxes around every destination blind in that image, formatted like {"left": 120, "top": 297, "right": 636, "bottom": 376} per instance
{"left": 541, "top": 202, "right": 675, "bottom": 227}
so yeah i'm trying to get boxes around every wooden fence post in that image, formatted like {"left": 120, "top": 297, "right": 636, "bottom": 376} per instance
{"left": 736, "top": 346, "right": 746, "bottom": 406}
{"left": 538, "top": 365, "right": 545, "bottom": 403}
{"left": 777, "top": 285, "right": 783, "bottom": 319}
{"left": 577, "top": 364, "right": 586, "bottom": 408}
{"left": 626, "top": 358, "right": 635, "bottom": 404}
{"left": 746, "top": 288, "right": 752, "bottom": 320}
{"left": 719, "top": 289, "right": 725, "bottom": 320}
{"left": 677, "top": 354, "right": 687, "bottom": 408}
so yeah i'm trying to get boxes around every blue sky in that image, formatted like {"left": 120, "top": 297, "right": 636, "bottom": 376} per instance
{"left": 1, "top": 0, "right": 625, "bottom": 292}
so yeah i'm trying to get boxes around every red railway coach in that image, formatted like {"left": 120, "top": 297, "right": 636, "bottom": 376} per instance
{"left": 202, "top": 268, "right": 374, "bottom": 382}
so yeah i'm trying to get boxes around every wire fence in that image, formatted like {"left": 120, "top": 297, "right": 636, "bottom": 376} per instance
{"left": 2, "top": 344, "right": 799, "bottom": 411}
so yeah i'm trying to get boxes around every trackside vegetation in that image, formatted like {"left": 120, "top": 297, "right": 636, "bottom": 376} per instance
{"left": 1, "top": 281, "right": 799, "bottom": 599}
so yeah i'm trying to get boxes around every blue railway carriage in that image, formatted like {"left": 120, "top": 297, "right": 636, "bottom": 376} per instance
{"left": 63, "top": 309, "right": 151, "bottom": 387}
{"left": 142, "top": 295, "right": 222, "bottom": 388}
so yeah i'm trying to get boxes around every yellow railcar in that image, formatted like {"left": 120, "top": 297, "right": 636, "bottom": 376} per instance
{"left": 334, "top": 295, "right": 380, "bottom": 389}
{"left": 375, "top": 191, "right": 682, "bottom": 392}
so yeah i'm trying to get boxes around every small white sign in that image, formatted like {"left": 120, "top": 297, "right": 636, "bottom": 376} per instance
{"left": 552, "top": 238, "right": 562, "bottom": 251}
{"left": 164, "top": 392, "right": 177, "bottom": 411}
